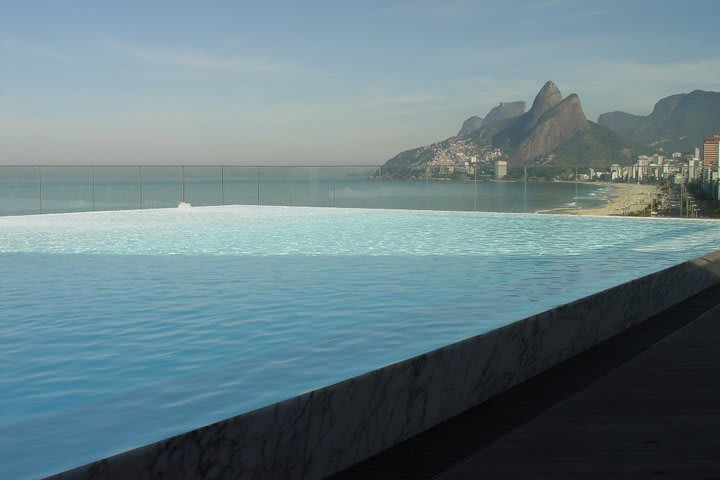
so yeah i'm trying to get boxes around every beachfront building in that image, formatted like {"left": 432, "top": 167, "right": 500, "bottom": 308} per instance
{"left": 628, "top": 154, "right": 686, "bottom": 184}
{"left": 637, "top": 155, "right": 650, "bottom": 181}
{"left": 464, "top": 160, "right": 476, "bottom": 175}
{"left": 494, "top": 160, "right": 507, "bottom": 179}
{"left": 687, "top": 156, "right": 701, "bottom": 181}
{"left": 703, "top": 134, "right": 720, "bottom": 167}
{"left": 700, "top": 134, "right": 720, "bottom": 199}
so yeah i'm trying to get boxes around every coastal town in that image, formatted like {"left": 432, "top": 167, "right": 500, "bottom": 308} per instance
{"left": 409, "top": 141, "right": 717, "bottom": 186}
{"left": 381, "top": 81, "right": 720, "bottom": 218}
{"left": 383, "top": 130, "right": 720, "bottom": 218}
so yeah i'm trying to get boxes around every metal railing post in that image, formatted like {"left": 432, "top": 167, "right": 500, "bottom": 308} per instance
{"left": 523, "top": 165, "right": 527, "bottom": 213}
{"left": 378, "top": 165, "right": 383, "bottom": 208}
{"left": 92, "top": 166, "right": 95, "bottom": 211}
{"left": 181, "top": 166, "right": 186, "bottom": 204}
{"left": 474, "top": 167, "right": 478, "bottom": 211}
{"left": 38, "top": 166, "right": 43, "bottom": 214}
{"left": 575, "top": 166, "right": 578, "bottom": 198}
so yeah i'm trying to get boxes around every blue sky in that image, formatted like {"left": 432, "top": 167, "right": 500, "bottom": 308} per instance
{"left": 1, "top": 0, "right": 719, "bottom": 165}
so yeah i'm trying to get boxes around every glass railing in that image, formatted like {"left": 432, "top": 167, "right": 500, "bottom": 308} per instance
{"left": 0, "top": 164, "right": 684, "bottom": 216}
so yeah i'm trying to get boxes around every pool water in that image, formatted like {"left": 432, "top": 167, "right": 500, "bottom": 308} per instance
{"left": 1, "top": 206, "right": 718, "bottom": 478}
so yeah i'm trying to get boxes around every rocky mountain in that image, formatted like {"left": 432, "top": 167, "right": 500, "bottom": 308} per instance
{"left": 488, "top": 82, "right": 590, "bottom": 165}
{"left": 598, "top": 89, "right": 720, "bottom": 153}
{"left": 457, "top": 101, "right": 526, "bottom": 136}
{"left": 548, "top": 122, "right": 642, "bottom": 166}
{"left": 385, "top": 81, "right": 633, "bottom": 174}
{"left": 595, "top": 111, "right": 644, "bottom": 138}
{"left": 457, "top": 116, "right": 484, "bottom": 136}
{"left": 484, "top": 101, "right": 526, "bottom": 126}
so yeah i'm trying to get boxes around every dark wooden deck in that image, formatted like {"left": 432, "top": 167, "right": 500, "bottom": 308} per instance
{"left": 330, "top": 283, "right": 720, "bottom": 479}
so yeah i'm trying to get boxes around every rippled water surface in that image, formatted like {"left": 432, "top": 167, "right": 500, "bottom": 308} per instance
{"left": 1, "top": 206, "right": 719, "bottom": 478}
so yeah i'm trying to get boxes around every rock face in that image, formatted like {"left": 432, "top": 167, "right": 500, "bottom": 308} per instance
{"left": 458, "top": 116, "right": 484, "bottom": 136}
{"left": 596, "top": 111, "right": 644, "bottom": 138}
{"left": 491, "top": 82, "right": 590, "bottom": 166}
{"left": 384, "top": 81, "right": 618, "bottom": 173}
{"left": 525, "top": 81, "right": 563, "bottom": 131}
{"left": 598, "top": 89, "right": 720, "bottom": 153}
{"left": 457, "top": 102, "right": 526, "bottom": 136}
{"left": 511, "top": 93, "right": 590, "bottom": 166}
{"left": 482, "top": 101, "right": 526, "bottom": 127}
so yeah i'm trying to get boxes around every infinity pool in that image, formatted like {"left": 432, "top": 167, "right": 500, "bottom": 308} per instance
{"left": 1, "top": 206, "right": 719, "bottom": 478}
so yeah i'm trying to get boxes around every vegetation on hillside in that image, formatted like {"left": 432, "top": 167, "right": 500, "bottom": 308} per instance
{"left": 598, "top": 90, "right": 720, "bottom": 154}
{"left": 548, "top": 123, "right": 651, "bottom": 166}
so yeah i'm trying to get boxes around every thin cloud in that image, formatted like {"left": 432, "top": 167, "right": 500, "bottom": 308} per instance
{"left": 0, "top": 39, "right": 76, "bottom": 63}
{"left": 107, "top": 41, "right": 324, "bottom": 76}
{"left": 527, "top": 0, "right": 583, "bottom": 10}
{"left": 373, "top": 0, "right": 477, "bottom": 19}
{"left": 571, "top": 58, "right": 720, "bottom": 115}
{"left": 370, "top": 93, "right": 444, "bottom": 107}
{"left": 527, "top": 0, "right": 612, "bottom": 14}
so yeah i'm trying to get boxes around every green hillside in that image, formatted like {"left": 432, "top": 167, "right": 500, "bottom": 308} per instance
{"left": 549, "top": 122, "right": 650, "bottom": 166}
{"left": 598, "top": 90, "right": 720, "bottom": 153}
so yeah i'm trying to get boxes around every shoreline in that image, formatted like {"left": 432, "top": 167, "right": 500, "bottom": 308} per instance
{"left": 542, "top": 183, "right": 662, "bottom": 216}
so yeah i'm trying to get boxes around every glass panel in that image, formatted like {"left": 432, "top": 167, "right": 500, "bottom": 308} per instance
{"left": 258, "top": 167, "right": 291, "bottom": 206}
{"left": 7, "top": 164, "right": 646, "bottom": 215}
{"left": 478, "top": 175, "right": 527, "bottom": 213}
{"left": 333, "top": 166, "right": 381, "bottom": 209}
{"left": 378, "top": 164, "right": 476, "bottom": 212}
{"left": 222, "top": 167, "right": 259, "bottom": 205}
{"left": 0, "top": 166, "right": 41, "bottom": 216}
{"left": 93, "top": 166, "right": 142, "bottom": 211}
{"left": 289, "top": 167, "right": 333, "bottom": 207}
{"left": 518, "top": 165, "right": 604, "bottom": 214}
{"left": 41, "top": 166, "right": 93, "bottom": 214}
{"left": 184, "top": 166, "right": 222, "bottom": 206}
{"left": 140, "top": 166, "right": 183, "bottom": 209}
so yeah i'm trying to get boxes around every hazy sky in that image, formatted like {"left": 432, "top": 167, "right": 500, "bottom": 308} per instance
{"left": 1, "top": 0, "right": 719, "bottom": 165}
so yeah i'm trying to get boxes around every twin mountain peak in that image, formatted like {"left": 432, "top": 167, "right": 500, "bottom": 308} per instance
{"left": 383, "top": 81, "right": 720, "bottom": 172}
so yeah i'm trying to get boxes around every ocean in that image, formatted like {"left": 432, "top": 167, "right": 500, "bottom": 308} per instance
{"left": 0, "top": 165, "right": 611, "bottom": 215}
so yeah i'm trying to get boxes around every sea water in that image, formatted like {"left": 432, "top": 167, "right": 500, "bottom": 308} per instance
{"left": 0, "top": 167, "right": 611, "bottom": 215}
{"left": 1, "top": 206, "right": 718, "bottom": 478}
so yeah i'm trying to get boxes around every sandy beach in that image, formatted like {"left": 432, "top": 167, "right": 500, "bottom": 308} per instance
{"left": 574, "top": 183, "right": 662, "bottom": 216}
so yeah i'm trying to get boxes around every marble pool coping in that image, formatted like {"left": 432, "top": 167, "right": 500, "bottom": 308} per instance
{"left": 48, "top": 249, "right": 720, "bottom": 480}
